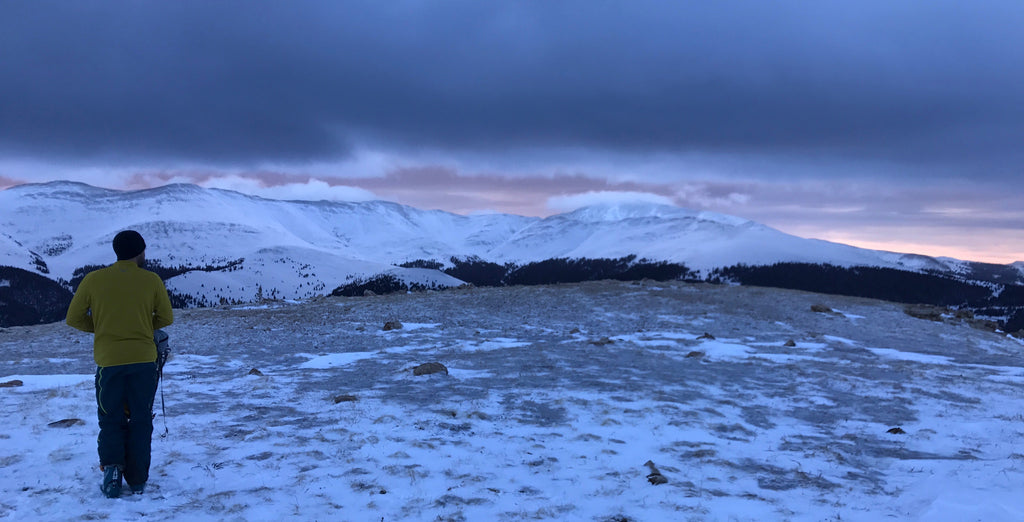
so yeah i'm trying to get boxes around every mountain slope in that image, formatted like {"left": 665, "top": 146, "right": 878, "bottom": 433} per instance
{"left": 489, "top": 203, "right": 904, "bottom": 270}
{"left": 0, "top": 181, "right": 1021, "bottom": 326}
{"left": 4, "top": 181, "right": 971, "bottom": 277}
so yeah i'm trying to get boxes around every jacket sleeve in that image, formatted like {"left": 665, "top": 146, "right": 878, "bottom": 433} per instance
{"left": 65, "top": 278, "right": 95, "bottom": 333}
{"left": 152, "top": 277, "right": 174, "bottom": 330}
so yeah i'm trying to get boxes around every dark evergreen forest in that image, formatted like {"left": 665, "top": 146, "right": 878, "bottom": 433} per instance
{"left": 3, "top": 257, "right": 1022, "bottom": 331}
{"left": 0, "top": 266, "right": 73, "bottom": 326}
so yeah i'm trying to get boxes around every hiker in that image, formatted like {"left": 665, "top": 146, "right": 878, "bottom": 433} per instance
{"left": 66, "top": 230, "right": 174, "bottom": 498}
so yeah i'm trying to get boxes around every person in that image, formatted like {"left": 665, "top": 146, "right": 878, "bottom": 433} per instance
{"left": 66, "top": 230, "right": 174, "bottom": 498}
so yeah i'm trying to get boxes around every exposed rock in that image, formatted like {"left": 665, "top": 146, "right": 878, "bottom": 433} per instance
{"left": 685, "top": 351, "right": 705, "bottom": 359}
{"left": 647, "top": 474, "right": 668, "bottom": 485}
{"left": 383, "top": 320, "right": 403, "bottom": 331}
{"left": 439, "top": 422, "right": 473, "bottom": 434}
{"left": 247, "top": 368, "right": 264, "bottom": 376}
{"left": 810, "top": 304, "right": 834, "bottom": 314}
{"left": 644, "top": 460, "right": 668, "bottom": 485}
{"left": 954, "top": 309, "right": 975, "bottom": 320}
{"left": 886, "top": 427, "right": 906, "bottom": 435}
{"left": 696, "top": 332, "right": 715, "bottom": 340}
{"left": 333, "top": 394, "right": 358, "bottom": 403}
{"left": 783, "top": 339, "right": 797, "bottom": 347}
{"left": 569, "top": 327, "right": 581, "bottom": 335}
{"left": 968, "top": 319, "right": 999, "bottom": 332}
{"left": 903, "top": 305, "right": 945, "bottom": 322}
{"left": 903, "top": 305, "right": 1000, "bottom": 332}
{"left": 48, "top": 418, "right": 85, "bottom": 428}
{"left": 413, "top": 362, "right": 448, "bottom": 376}
{"left": 600, "top": 516, "right": 635, "bottom": 522}
{"left": 0, "top": 379, "right": 24, "bottom": 388}
{"left": 590, "top": 337, "right": 614, "bottom": 346}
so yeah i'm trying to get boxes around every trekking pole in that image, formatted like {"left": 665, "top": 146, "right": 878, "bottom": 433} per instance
{"left": 158, "top": 366, "right": 169, "bottom": 437}
{"left": 154, "top": 330, "right": 171, "bottom": 437}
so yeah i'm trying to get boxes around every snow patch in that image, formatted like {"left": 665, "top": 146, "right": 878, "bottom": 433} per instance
{"left": 298, "top": 351, "right": 376, "bottom": 369}
{"left": 868, "top": 347, "right": 954, "bottom": 365}
{"left": 0, "top": 374, "right": 91, "bottom": 391}
{"left": 462, "top": 338, "right": 532, "bottom": 352}
{"left": 695, "top": 339, "right": 754, "bottom": 360}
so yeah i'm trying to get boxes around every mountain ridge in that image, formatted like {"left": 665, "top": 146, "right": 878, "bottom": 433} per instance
{"left": 2, "top": 180, "right": 1019, "bottom": 279}
{"left": 1, "top": 181, "right": 1022, "bottom": 327}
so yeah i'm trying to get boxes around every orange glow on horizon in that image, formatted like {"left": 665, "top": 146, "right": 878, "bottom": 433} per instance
{"left": 816, "top": 235, "right": 1022, "bottom": 265}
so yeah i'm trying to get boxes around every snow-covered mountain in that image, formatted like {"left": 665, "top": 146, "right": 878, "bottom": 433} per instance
{"left": 0, "top": 181, "right": 1013, "bottom": 306}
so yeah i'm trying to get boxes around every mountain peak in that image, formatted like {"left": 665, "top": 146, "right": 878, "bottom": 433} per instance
{"left": 562, "top": 202, "right": 690, "bottom": 221}
{"left": 5, "top": 180, "right": 115, "bottom": 197}
{"left": 560, "top": 202, "right": 752, "bottom": 228}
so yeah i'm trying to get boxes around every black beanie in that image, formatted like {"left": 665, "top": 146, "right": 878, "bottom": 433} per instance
{"left": 113, "top": 230, "right": 146, "bottom": 260}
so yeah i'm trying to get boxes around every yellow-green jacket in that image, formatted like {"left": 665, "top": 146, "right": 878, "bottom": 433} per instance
{"left": 66, "top": 260, "right": 174, "bottom": 367}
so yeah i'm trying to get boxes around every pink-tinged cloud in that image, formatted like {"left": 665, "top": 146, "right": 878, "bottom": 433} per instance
{"left": 132, "top": 166, "right": 681, "bottom": 216}
{"left": 205, "top": 176, "right": 377, "bottom": 203}
{"left": 30, "top": 165, "right": 1021, "bottom": 264}
{"left": 125, "top": 170, "right": 313, "bottom": 190}
{"left": 337, "top": 166, "right": 679, "bottom": 216}
{"left": 0, "top": 175, "right": 27, "bottom": 190}
{"left": 123, "top": 170, "right": 376, "bottom": 202}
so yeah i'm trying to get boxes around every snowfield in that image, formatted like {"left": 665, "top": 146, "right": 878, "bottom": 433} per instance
{"left": 2, "top": 281, "right": 1023, "bottom": 521}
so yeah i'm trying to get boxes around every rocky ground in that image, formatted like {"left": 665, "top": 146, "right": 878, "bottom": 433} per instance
{"left": 2, "top": 280, "right": 1023, "bottom": 521}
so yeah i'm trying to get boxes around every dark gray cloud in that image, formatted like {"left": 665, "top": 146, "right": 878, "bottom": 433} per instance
{"left": 1, "top": 1, "right": 1023, "bottom": 176}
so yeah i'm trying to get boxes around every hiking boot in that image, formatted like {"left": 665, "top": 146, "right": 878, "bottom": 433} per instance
{"left": 128, "top": 483, "right": 146, "bottom": 495}
{"left": 101, "top": 465, "right": 123, "bottom": 499}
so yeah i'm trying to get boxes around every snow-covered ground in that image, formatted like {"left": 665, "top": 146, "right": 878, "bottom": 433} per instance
{"left": 2, "top": 281, "right": 1023, "bottom": 521}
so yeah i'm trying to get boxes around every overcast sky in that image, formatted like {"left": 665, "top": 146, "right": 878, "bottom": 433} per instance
{"left": 1, "top": 1, "right": 1022, "bottom": 263}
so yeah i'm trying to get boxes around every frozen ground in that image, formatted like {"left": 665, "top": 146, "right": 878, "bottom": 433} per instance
{"left": 1, "top": 280, "right": 1024, "bottom": 521}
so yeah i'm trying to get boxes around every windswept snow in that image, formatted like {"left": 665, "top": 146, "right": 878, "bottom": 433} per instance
{"left": 298, "top": 352, "right": 377, "bottom": 369}
{"left": 1, "top": 281, "right": 1023, "bottom": 521}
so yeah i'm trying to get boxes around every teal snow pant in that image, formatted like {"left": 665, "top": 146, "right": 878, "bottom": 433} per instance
{"left": 95, "top": 361, "right": 159, "bottom": 487}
